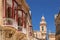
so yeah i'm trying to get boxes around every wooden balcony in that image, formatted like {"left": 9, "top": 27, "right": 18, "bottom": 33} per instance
{"left": 3, "top": 18, "right": 18, "bottom": 29}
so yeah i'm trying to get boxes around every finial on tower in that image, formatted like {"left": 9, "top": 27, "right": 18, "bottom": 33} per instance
{"left": 41, "top": 16, "right": 45, "bottom": 19}
{"left": 40, "top": 16, "right": 46, "bottom": 24}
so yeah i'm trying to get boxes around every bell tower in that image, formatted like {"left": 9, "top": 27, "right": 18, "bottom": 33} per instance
{"left": 40, "top": 16, "right": 47, "bottom": 40}
{"left": 40, "top": 16, "right": 47, "bottom": 32}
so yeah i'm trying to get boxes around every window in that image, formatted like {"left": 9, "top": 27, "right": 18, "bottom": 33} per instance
{"left": 6, "top": 7, "right": 12, "bottom": 18}
{"left": 4, "top": 0, "right": 18, "bottom": 18}
{"left": 23, "top": 12, "right": 26, "bottom": 28}
{"left": 18, "top": 11, "right": 26, "bottom": 27}
{"left": 3, "top": 0, "right": 18, "bottom": 25}
{"left": 42, "top": 26, "right": 44, "bottom": 31}
{"left": 7, "top": 0, "right": 12, "bottom": 7}
{"left": 14, "top": 2, "right": 18, "bottom": 19}
{"left": 18, "top": 11, "right": 22, "bottom": 26}
{"left": 6, "top": 0, "right": 12, "bottom": 18}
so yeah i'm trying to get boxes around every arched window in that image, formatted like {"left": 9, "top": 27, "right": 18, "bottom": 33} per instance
{"left": 42, "top": 26, "right": 44, "bottom": 31}
{"left": 7, "top": 7, "right": 12, "bottom": 18}
{"left": 6, "top": 0, "right": 12, "bottom": 18}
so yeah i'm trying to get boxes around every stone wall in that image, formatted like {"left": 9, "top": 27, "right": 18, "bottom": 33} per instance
{"left": 0, "top": 26, "right": 27, "bottom": 40}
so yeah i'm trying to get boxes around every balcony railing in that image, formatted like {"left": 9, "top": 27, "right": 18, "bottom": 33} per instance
{"left": 3, "top": 18, "right": 18, "bottom": 29}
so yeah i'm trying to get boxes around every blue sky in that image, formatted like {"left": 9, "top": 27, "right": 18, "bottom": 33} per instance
{"left": 26, "top": 0, "right": 60, "bottom": 33}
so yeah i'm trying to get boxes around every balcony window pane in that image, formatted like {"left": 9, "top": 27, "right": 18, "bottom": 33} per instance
{"left": 7, "top": 0, "right": 12, "bottom": 7}
{"left": 6, "top": 0, "right": 12, "bottom": 18}
{"left": 18, "top": 11, "right": 22, "bottom": 26}
{"left": 6, "top": 7, "right": 12, "bottom": 18}
{"left": 18, "top": 11, "right": 22, "bottom": 17}
{"left": 14, "top": 2, "right": 17, "bottom": 8}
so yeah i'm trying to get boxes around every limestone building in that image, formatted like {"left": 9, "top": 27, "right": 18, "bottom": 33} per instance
{"left": 33, "top": 16, "right": 47, "bottom": 40}
{"left": 48, "top": 32, "right": 55, "bottom": 40}
{"left": 55, "top": 11, "right": 60, "bottom": 40}
{"left": 0, "top": 0, "right": 33, "bottom": 40}
{"left": 33, "top": 16, "right": 55, "bottom": 40}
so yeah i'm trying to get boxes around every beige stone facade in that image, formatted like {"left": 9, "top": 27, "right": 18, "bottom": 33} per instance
{"left": 0, "top": 0, "right": 33, "bottom": 40}
{"left": 55, "top": 11, "right": 60, "bottom": 40}
{"left": 33, "top": 16, "right": 55, "bottom": 40}
{"left": 33, "top": 16, "right": 47, "bottom": 40}
{"left": 0, "top": 26, "right": 27, "bottom": 40}
{"left": 49, "top": 33, "right": 55, "bottom": 40}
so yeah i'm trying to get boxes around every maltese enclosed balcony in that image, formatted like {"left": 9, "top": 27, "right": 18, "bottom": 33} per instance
{"left": 3, "top": 18, "right": 18, "bottom": 29}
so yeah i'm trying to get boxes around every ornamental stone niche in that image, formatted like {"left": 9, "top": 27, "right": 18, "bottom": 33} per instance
{"left": 5, "top": 30, "right": 13, "bottom": 38}
{"left": 3, "top": 26, "right": 16, "bottom": 40}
